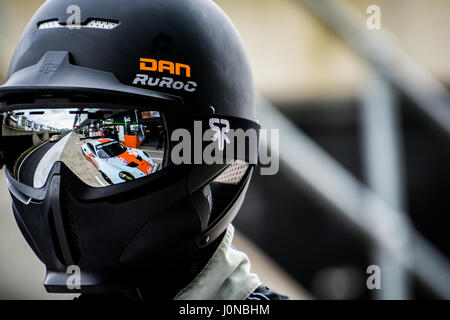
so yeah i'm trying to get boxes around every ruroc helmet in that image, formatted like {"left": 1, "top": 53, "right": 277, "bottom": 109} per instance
{"left": 0, "top": 0, "right": 259, "bottom": 293}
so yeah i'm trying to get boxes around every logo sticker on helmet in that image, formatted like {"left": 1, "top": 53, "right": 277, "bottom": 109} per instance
{"left": 133, "top": 58, "right": 198, "bottom": 92}
{"left": 210, "top": 118, "right": 231, "bottom": 152}
{"left": 140, "top": 58, "right": 191, "bottom": 78}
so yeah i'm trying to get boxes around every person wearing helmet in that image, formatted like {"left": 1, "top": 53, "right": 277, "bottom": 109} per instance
{"left": 0, "top": 0, "right": 289, "bottom": 300}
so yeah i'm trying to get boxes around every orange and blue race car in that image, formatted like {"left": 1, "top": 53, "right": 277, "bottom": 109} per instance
{"left": 81, "top": 138, "right": 158, "bottom": 185}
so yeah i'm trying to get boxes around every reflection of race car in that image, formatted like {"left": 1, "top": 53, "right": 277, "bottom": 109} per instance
{"left": 81, "top": 138, "right": 158, "bottom": 185}
{"left": 49, "top": 135, "right": 61, "bottom": 142}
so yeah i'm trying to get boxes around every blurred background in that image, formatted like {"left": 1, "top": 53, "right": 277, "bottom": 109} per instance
{"left": 1, "top": 0, "right": 449, "bottom": 299}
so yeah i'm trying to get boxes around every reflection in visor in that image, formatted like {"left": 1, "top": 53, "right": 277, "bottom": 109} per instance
{"left": 1, "top": 108, "right": 166, "bottom": 188}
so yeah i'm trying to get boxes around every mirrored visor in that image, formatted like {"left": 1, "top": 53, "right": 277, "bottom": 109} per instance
{"left": 1, "top": 107, "right": 166, "bottom": 188}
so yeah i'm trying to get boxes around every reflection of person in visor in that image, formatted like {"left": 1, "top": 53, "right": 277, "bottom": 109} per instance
{"left": 0, "top": 0, "right": 289, "bottom": 300}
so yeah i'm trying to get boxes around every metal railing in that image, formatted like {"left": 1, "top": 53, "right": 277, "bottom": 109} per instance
{"left": 258, "top": 96, "right": 450, "bottom": 299}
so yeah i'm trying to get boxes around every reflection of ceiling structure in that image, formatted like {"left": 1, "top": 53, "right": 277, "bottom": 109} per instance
{"left": 6, "top": 111, "right": 57, "bottom": 132}
{"left": 76, "top": 110, "right": 154, "bottom": 129}
{"left": 76, "top": 110, "right": 122, "bottom": 128}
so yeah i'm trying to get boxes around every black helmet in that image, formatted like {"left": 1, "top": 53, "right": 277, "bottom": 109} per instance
{"left": 0, "top": 0, "right": 259, "bottom": 293}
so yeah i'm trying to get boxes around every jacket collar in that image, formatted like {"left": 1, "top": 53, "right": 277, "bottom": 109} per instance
{"left": 175, "top": 224, "right": 261, "bottom": 300}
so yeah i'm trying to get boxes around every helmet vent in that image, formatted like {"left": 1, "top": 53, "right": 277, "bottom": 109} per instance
{"left": 213, "top": 160, "right": 249, "bottom": 185}
{"left": 38, "top": 20, "right": 61, "bottom": 29}
{"left": 38, "top": 19, "right": 119, "bottom": 30}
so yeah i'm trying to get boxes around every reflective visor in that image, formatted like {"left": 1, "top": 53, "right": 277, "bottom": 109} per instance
{"left": 1, "top": 108, "right": 166, "bottom": 188}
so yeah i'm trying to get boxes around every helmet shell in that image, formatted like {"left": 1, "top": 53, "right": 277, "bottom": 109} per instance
{"left": 7, "top": 0, "right": 256, "bottom": 120}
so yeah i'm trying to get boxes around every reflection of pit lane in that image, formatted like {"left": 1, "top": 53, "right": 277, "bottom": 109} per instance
{"left": 60, "top": 134, "right": 109, "bottom": 188}
{"left": 34, "top": 134, "right": 72, "bottom": 188}
{"left": 60, "top": 135, "right": 164, "bottom": 187}
{"left": 17, "top": 141, "right": 53, "bottom": 186}
{"left": 15, "top": 134, "right": 164, "bottom": 188}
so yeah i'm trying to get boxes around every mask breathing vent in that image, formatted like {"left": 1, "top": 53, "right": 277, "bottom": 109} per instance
{"left": 213, "top": 160, "right": 249, "bottom": 185}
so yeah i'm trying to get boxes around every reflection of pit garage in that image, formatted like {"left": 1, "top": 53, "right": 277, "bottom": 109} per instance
{"left": 60, "top": 133, "right": 109, "bottom": 188}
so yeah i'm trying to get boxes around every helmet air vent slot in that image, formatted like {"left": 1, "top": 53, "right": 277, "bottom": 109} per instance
{"left": 38, "top": 19, "right": 119, "bottom": 30}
